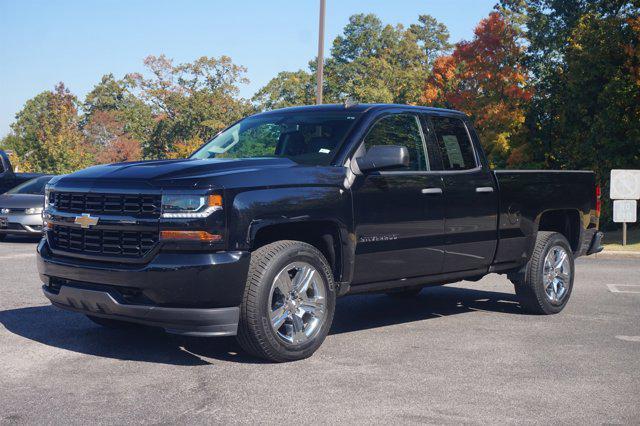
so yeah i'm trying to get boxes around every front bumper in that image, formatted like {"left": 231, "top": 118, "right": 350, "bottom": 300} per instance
{"left": 37, "top": 239, "right": 250, "bottom": 336}
{"left": 42, "top": 284, "right": 239, "bottom": 336}
{"left": 0, "top": 212, "right": 44, "bottom": 236}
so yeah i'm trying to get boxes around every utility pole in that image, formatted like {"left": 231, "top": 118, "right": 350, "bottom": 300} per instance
{"left": 316, "top": 0, "right": 326, "bottom": 104}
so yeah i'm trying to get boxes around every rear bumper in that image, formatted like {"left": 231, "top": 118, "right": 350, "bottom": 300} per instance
{"left": 37, "top": 239, "right": 250, "bottom": 336}
{"left": 42, "top": 284, "right": 239, "bottom": 336}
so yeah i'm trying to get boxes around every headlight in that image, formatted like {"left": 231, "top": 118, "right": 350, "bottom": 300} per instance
{"left": 25, "top": 207, "right": 44, "bottom": 215}
{"left": 161, "top": 194, "right": 222, "bottom": 218}
{"left": 44, "top": 185, "right": 51, "bottom": 210}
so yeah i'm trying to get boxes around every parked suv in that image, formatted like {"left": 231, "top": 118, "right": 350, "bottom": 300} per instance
{"left": 38, "top": 104, "right": 603, "bottom": 362}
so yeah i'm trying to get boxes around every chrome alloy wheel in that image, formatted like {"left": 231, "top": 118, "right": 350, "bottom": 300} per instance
{"left": 543, "top": 246, "right": 571, "bottom": 304}
{"left": 268, "top": 262, "right": 327, "bottom": 345}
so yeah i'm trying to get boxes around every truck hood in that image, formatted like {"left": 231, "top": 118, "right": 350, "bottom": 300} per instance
{"left": 61, "top": 158, "right": 297, "bottom": 183}
{"left": 54, "top": 157, "right": 347, "bottom": 192}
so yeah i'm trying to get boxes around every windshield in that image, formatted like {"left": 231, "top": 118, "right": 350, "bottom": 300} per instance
{"left": 7, "top": 176, "right": 53, "bottom": 195}
{"left": 191, "top": 110, "right": 361, "bottom": 166}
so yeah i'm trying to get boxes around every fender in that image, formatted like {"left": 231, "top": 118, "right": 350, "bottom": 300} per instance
{"left": 226, "top": 185, "right": 356, "bottom": 286}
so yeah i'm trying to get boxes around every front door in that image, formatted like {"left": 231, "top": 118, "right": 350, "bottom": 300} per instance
{"left": 427, "top": 115, "right": 498, "bottom": 273}
{"left": 352, "top": 112, "right": 445, "bottom": 285}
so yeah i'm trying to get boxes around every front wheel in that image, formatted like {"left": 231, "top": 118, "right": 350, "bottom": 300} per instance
{"left": 236, "top": 240, "right": 336, "bottom": 362}
{"left": 513, "top": 231, "right": 575, "bottom": 315}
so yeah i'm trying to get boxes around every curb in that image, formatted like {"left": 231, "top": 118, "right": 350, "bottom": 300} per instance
{"left": 592, "top": 250, "right": 640, "bottom": 258}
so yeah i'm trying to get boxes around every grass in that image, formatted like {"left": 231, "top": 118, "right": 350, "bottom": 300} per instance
{"left": 602, "top": 226, "right": 640, "bottom": 252}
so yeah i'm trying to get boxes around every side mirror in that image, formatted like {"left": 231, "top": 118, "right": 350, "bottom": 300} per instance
{"left": 354, "top": 145, "right": 409, "bottom": 173}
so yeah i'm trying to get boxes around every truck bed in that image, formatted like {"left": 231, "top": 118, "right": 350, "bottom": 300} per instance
{"left": 492, "top": 170, "right": 597, "bottom": 269}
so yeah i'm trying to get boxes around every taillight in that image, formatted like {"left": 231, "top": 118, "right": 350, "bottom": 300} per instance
{"left": 595, "top": 184, "right": 601, "bottom": 217}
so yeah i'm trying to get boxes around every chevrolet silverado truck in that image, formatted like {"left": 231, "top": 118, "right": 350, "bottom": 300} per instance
{"left": 0, "top": 150, "right": 43, "bottom": 194}
{"left": 38, "top": 104, "right": 604, "bottom": 362}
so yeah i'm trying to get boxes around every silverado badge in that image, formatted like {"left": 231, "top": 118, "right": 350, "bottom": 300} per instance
{"left": 74, "top": 213, "right": 99, "bottom": 229}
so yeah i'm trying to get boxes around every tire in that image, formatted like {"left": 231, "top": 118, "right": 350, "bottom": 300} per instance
{"left": 0, "top": 234, "right": 6, "bottom": 241}
{"left": 236, "top": 240, "right": 336, "bottom": 362}
{"left": 86, "top": 315, "right": 139, "bottom": 329}
{"left": 514, "top": 231, "right": 575, "bottom": 315}
{"left": 386, "top": 287, "right": 422, "bottom": 298}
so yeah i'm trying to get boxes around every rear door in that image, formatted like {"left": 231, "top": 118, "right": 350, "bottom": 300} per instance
{"left": 425, "top": 114, "right": 498, "bottom": 273}
{"left": 352, "top": 112, "right": 445, "bottom": 284}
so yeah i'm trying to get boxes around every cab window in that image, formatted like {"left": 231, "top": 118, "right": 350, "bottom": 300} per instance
{"left": 431, "top": 116, "right": 477, "bottom": 170}
{"left": 363, "top": 113, "right": 429, "bottom": 171}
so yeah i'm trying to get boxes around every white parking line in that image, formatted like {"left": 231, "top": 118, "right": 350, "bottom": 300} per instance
{"left": 615, "top": 335, "right": 640, "bottom": 342}
{"left": 0, "top": 253, "right": 36, "bottom": 261}
{"left": 607, "top": 284, "right": 640, "bottom": 294}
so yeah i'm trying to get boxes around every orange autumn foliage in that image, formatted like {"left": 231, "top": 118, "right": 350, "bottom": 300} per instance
{"left": 423, "top": 12, "right": 532, "bottom": 167}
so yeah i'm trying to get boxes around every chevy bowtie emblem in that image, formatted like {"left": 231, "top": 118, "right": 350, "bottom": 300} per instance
{"left": 75, "top": 213, "right": 99, "bottom": 229}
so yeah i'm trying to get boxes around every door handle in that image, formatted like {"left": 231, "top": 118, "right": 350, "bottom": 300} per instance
{"left": 475, "top": 187, "right": 494, "bottom": 193}
{"left": 421, "top": 188, "right": 443, "bottom": 195}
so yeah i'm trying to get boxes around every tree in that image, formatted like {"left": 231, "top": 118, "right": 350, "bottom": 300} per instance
{"left": 82, "top": 74, "right": 153, "bottom": 163}
{"left": 322, "top": 14, "right": 450, "bottom": 104}
{"left": 409, "top": 14, "right": 452, "bottom": 65}
{"left": 254, "top": 13, "right": 451, "bottom": 109}
{"left": 423, "top": 12, "right": 532, "bottom": 167}
{"left": 83, "top": 110, "right": 142, "bottom": 163}
{"left": 4, "top": 83, "right": 93, "bottom": 173}
{"left": 252, "top": 70, "right": 315, "bottom": 110}
{"left": 127, "top": 55, "right": 252, "bottom": 158}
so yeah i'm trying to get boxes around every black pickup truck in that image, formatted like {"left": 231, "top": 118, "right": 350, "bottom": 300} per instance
{"left": 0, "top": 150, "right": 43, "bottom": 194}
{"left": 38, "top": 104, "right": 603, "bottom": 362}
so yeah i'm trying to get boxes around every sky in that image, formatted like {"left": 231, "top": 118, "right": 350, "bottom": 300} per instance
{"left": 0, "top": 0, "right": 496, "bottom": 137}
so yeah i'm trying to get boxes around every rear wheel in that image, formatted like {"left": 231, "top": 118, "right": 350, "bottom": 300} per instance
{"left": 236, "top": 240, "right": 336, "bottom": 362}
{"left": 513, "top": 231, "right": 574, "bottom": 314}
{"left": 0, "top": 234, "right": 6, "bottom": 241}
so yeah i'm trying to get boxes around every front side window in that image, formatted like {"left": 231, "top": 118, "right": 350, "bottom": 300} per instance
{"left": 191, "top": 111, "right": 361, "bottom": 166}
{"left": 431, "top": 116, "right": 477, "bottom": 170}
{"left": 363, "top": 113, "right": 428, "bottom": 171}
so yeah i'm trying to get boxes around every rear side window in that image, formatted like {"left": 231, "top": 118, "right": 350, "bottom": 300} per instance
{"left": 431, "top": 116, "right": 476, "bottom": 170}
{"left": 363, "top": 114, "right": 428, "bottom": 171}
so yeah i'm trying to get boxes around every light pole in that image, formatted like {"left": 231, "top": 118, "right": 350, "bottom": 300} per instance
{"left": 316, "top": 0, "right": 326, "bottom": 105}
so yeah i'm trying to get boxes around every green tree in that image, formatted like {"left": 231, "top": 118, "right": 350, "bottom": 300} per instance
{"left": 252, "top": 70, "right": 315, "bottom": 109}
{"left": 409, "top": 14, "right": 452, "bottom": 65}
{"left": 254, "top": 13, "right": 451, "bottom": 109}
{"left": 128, "top": 55, "right": 253, "bottom": 158}
{"left": 3, "top": 83, "right": 93, "bottom": 173}
{"left": 498, "top": 0, "right": 640, "bottom": 223}
{"left": 322, "top": 14, "right": 446, "bottom": 104}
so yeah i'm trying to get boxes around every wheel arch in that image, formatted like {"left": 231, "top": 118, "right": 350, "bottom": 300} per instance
{"left": 249, "top": 219, "right": 350, "bottom": 285}
{"left": 535, "top": 209, "right": 582, "bottom": 253}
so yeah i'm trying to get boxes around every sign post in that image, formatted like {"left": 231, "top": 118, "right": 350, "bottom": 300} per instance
{"left": 610, "top": 170, "right": 640, "bottom": 246}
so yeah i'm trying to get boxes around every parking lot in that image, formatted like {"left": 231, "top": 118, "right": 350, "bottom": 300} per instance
{"left": 1, "top": 235, "right": 639, "bottom": 424}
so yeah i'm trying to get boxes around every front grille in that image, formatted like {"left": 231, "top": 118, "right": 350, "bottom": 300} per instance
{"left": 52, "top": 192, "right": 161, "bottom": 217}
{"left": 51, "top": 225, "right": 158, "bottom": 258}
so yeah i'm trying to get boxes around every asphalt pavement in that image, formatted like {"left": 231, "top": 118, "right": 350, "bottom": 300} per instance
{"left": 1, "top": 235, "right": 639, "bottom": 424}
